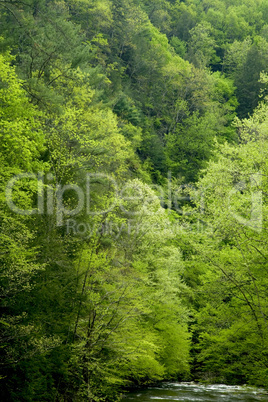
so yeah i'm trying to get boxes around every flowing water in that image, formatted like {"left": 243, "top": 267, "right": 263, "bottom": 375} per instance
{"left": 122, "top": 382, "right": 268, "bottom": 401}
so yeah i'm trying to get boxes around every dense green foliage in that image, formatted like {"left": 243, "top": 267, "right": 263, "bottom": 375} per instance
{"left": 1, "top": 0, "right": 268, "bottom": 400}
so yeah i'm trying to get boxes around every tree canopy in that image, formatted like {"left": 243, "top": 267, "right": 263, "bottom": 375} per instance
{"left": 1, "top": 0, "right": 268, "bottom": 400}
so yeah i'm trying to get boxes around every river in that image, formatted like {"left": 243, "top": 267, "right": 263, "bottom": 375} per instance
{"left": 122, "top": 382, "right": 268, "bottom": 401}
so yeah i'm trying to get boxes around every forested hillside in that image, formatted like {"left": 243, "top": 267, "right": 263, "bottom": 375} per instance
{"left": 1, "top": 0, "right": 268, "bottom": 400}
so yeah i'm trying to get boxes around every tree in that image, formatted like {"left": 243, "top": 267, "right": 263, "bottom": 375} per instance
{"left": 187, "top": 22, "right": 219, "bottom": 69}
{"left": 185, "top": 101, "right": 268, "bottom": 386}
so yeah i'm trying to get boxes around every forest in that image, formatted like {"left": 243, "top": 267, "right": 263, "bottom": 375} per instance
{"left": 0, "top": 0, "right": 268, "bottom": 400}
